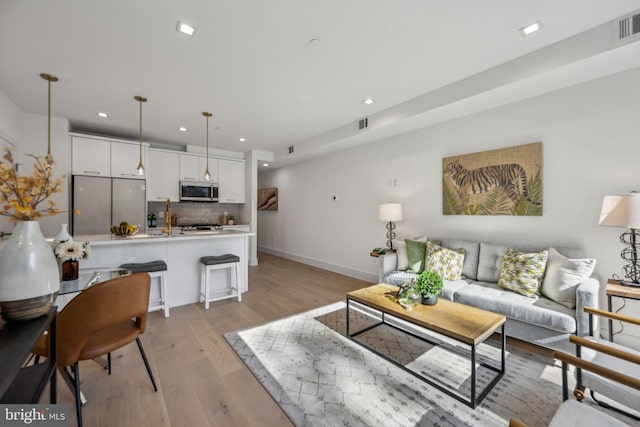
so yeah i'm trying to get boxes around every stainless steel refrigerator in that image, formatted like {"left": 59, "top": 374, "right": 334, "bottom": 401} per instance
{"left": 72, "top": 176, "right": 146, "bottom": 235}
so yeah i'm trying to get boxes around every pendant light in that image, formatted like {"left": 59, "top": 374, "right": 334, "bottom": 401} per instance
{"left": 203, "top": 112, "right": 212, "bottom": 181}
{"left": 134, "top": 96, "right": 147, "bottom": 175}
{"left": 40, "top": 73, "right": 58, "bottom": 167}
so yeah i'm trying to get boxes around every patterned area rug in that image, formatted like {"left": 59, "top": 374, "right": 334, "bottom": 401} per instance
{"left": 224, "top": 302, "right": 618, "bottom": 427}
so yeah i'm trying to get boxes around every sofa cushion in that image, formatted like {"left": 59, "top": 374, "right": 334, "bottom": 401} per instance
{"left": 393, "top": 240, "right": 409, "bottom": 271}
{"left": 541, "top": 247, "right": 597, "bottom": 309}
{"left": 454, "top": 282, "right": 577, "bottom": 333}
{"left": 440, "top": 279, "right": 469, "bottom": 301}
{"left": 424, "top": 241, "right": 465, "bottom": 280}
{"left": 406, "top": 238, "right": 427, "bottom": 273}
{"left": 437, "top": 239, "right": 480, "bottom": 280}
{"left": 498, "top": 248, "right": 548, "bottom": 297}
{"left": 478, "top": 242, "right": 585, "bottom": 283}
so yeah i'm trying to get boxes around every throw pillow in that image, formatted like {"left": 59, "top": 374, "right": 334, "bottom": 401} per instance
{"left": 394, "top": 240, "right": 409, "bottom": 271}
{"left": 498, "top": 248, "right": 548, "bottom": 297}
{"left": 541, "top": 247, "right": 596, "bottom": 308}
{"left": 405, "top": 239, "right": 427, "bottom": 273}
{"left": 424, "top": 240, "right": 465, "bottom": 280}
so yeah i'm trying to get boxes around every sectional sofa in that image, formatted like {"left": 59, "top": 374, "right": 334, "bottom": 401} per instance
{"left": 378, "top": 238, "right": 599, "bottom": 351}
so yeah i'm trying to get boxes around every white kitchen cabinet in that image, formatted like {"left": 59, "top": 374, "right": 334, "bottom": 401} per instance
{"left": 218, "top": 159, "right": 245, "bottom": 203}
{"left": 180, "top": 153, "right": 218, "bottom": 182}
{"left": 110, "top": 142, "right": 147, "bottom": 179}
{"left": 147, "top": 149, "right": 180, "bottom": 201}
{"left": 71, "top": 137, "right": 110, "bottom": 176}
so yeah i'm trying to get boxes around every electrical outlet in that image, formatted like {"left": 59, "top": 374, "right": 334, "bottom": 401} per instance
{"left": 158, "top": 211, "right": 164, "bottom": 219}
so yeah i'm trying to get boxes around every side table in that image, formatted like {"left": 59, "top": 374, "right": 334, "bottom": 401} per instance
{"left": 0, "top": 307, "right": 57, "bottom": 404}
{"left": 605, "top": 279, "right": 640, "bottom": 342}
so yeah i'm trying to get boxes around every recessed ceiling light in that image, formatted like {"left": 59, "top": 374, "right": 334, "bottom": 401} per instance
{"left": 239, "top": 137, "right": 246, "bottom": 142}
{"left": 176, "top": 21, "right": 196, "bottom": 36}
{"left": 363, "top": 98, "right": 375, "bottom": 105}
{"left": 309, "top": 38, "right": 320, "bottom": 47}
{"left": 97, "top": 112, "right": 108, "bottom": 118}
{"left": 519, "top": 21, "right": 542, "bottom": 36}
{"left": 179, "top": 127, "right": 187, "bottom": 132}
{"left": 263, "top": 163, "right": 269, "bottom": 167}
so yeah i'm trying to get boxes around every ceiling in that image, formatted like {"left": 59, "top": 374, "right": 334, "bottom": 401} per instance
{"left": 1, "top": 1, "right": 639, "bottom": 167}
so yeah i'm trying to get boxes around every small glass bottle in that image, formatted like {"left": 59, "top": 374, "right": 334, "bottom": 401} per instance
{"left": 397, "top": 281, "right": 421, "bottom": 310}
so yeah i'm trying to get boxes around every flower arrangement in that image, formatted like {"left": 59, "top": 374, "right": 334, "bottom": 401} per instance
{"left": 54, "top": 240, "right": 91, "bottom": 262}
{"left": 0, "top": 147, "right": 65, "bottom": 221}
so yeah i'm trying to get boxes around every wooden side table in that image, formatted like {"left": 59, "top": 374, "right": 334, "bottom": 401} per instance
{"left": 605, "top": 279, "right": 640, "bottom": 341}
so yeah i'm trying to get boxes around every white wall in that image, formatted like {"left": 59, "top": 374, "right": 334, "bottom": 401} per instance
{"left": 0, "top": 92, "right": 70, "bottom": 237}
{"left": 258, "top": 67, "right": 640, "bottom": 347}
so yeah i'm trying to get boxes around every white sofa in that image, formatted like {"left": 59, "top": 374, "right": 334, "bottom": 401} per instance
{"left": 378, "top": 238, "right": 600, "bottom": 350}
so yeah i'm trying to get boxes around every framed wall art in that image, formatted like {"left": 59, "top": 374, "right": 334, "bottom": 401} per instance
{"left": 442, "top": 142, "right": 542, "bottom": 216}
{"left": 257, "top": 187, "right": 278, "bottom": 210}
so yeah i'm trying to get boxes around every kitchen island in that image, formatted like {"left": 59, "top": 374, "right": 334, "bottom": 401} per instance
{"left": 73, "top": 230, "right": 254, "bottom": 309}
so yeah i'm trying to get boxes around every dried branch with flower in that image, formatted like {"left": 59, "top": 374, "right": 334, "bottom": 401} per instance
{"left": 54, "top": 240, "right": 91, "bottom": 262}
{"left": 0, "top": 147, "right": 65, "bottom": 221}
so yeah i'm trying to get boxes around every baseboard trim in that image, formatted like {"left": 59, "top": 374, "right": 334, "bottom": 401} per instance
{"left": 258, "top": 246, "right": 377, "bottom": 283}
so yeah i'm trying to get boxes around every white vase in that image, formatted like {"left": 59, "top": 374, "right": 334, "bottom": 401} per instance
{"left": 54, "top": 223, "right": 73, "bottom": 244}
{"left": 0, "top": 221, "right": 60, "bottom": 321}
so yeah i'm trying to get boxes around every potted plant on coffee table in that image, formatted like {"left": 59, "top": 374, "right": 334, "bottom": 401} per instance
{"left": 416, "top": 270, "right": 444, "bottom": 305}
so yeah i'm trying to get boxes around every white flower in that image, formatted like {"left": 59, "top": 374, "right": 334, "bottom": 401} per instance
{"left": 54, "top": 240, "right": 91, "bottom": 261}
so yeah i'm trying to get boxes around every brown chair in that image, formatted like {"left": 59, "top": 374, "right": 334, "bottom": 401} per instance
{"left": 33, "top": 273, "right": 157, "bottom": 427}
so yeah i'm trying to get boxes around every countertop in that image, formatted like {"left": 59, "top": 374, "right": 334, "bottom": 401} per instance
{"left": 72, "top": 229, "right": 254, "bottom": 246}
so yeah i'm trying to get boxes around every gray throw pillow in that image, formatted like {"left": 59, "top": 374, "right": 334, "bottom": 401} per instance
{"left": 541, "top": 247, "right": 596, "bottom": 308}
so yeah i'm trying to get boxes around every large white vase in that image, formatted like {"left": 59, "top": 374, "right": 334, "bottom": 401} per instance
{"left": 0, "top": 221, "right": 60, "bottom": 321}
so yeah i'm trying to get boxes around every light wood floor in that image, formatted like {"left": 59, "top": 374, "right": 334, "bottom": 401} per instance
{"left": 46, "top": 252, "right": 371, "bottom": 426}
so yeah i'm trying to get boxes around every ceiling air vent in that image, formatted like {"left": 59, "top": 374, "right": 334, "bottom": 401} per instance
{"left": 358, "top": 118, "right": 368, "bottom": 130}
{"left": 616, "top": 11, "right": 640, "bottom": 43}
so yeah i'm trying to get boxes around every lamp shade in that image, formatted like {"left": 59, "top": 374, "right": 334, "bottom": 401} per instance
{"left": 378, "top": 203, "right": 403, "bottom": 222}
{"left": 599, "top": 193, "right": 640, "bottom": 228}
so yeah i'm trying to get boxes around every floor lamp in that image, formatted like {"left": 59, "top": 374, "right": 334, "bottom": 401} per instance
{"left": 378, "top": 203, "right": 403, "bottom": 250}
{"left": 599, "top": 192, "right": 640, "bottom": 286}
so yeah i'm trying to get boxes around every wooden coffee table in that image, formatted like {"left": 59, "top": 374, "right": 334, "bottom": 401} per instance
{"left": 346, "top": 283, "right": 506, "bottom": 408}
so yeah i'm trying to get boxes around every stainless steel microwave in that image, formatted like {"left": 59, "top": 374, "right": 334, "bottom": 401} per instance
{"left": 179, "top": 181, "right": 219, "bottom": 202}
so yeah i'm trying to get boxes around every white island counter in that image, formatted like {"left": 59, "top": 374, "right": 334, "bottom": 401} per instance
{"left": 74, "top": 230, "right": 254, "bottom": 309}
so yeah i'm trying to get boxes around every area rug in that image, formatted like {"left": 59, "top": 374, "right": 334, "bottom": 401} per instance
{"left": 223, "top": 302, "right": 612, "bottom": 427}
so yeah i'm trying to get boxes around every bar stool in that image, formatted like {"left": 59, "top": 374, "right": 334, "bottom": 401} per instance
{"left": 199, "top": 254, "right": 241, "bottom": 309}
{"left": 119, "top": 260, "right": 169, "bottom": 317}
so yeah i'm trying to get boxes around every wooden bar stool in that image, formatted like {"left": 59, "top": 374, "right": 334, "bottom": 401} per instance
{"left": 199, "top": 254, "right": 241, "bottom": 309}
{"left": 119, "top": 261, "right": 169, "bottom": 317}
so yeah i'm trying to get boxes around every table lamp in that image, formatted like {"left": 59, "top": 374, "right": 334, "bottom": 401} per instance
{"left": 599, "top": 192, "right": 640, "bottom": 286}
{"left": 378, "top": 203, "right": 403, "bottom": 250}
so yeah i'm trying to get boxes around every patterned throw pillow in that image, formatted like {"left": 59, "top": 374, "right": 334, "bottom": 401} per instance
{"left": 498, "top": 248, "right": 548, "bottom": 297}
{"left": 424, "top": 241, "right": 465, "bottom": 280}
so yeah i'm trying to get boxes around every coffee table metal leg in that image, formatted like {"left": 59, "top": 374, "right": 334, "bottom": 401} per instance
{"left": 346, "top": 297, "right": 351, "bottom": 337}
{"left": 471, "top": 344, "right": 477, "bottom": 407}
{"left": 608, "top": 294, "right": 613, "bottom": 342}
{"left": 501, "top": 324, "right": 506, "bottom": 374}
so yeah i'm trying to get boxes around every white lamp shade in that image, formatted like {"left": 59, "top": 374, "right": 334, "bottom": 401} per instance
{"left": 599, "top": 193, "right": 640, "bottom": 228}
{"left": 378, "top": 203, "right": 403, "bottom": 222}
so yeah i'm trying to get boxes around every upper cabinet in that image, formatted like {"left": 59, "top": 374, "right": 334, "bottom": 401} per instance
{"left": 218, "top": 159, "right": 245, "bottom": 203}
{"left": 110, "top": 142, "right": 147, "bottom": 179}
{"left": 71, "top": 136, "right": 147, "bottom": 180}
{"left": 147, "top": 149, "right": 180, "bottom": 202}
{"left": 71, "top": 137, "right": 110, "bottom": 176}
{"left": 179, "top": 154, "right": 218, "bottom": 182}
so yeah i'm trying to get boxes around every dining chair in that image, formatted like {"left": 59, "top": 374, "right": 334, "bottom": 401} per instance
{"left": 33, "top": 272, "right": 158, "bottom": 427}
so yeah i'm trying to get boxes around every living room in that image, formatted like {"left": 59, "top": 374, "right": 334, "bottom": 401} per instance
{"left": 1, "top": 2, "right": 640, "bottom": 426}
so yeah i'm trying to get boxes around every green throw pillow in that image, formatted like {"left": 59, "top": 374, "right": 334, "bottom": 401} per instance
{"left": 405, "top": 239, "right": 427, "bottom": 273}
{"left": 424, "top": 240, "right": 465, "bottom": 280}
{"left": 498, "top": 248, "right": 548, "bottom": 297}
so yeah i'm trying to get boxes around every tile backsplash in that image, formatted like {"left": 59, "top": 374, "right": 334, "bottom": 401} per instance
{"left": 148, "top": 201, "right": 241, "bottom": 226}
